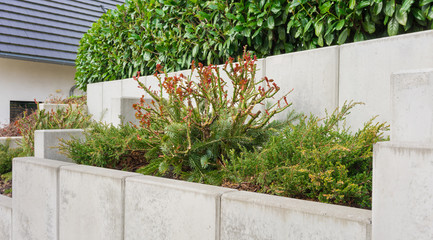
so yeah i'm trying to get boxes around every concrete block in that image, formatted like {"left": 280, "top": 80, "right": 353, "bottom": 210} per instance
{"left": 0, "top": 136, "right": 22, "bottom": 149}
{"left": 39, "top": 103, "right": 78, "bottom": 112}
{"left": 87, "top": 82, "right": 104, "bottom": 121}
{"left": 0, "top": 195, "right": 11, "bottom": 240}
{"left": 102, "top": 80, "right": 122, "bottom": 123}
{"left": 59, "top": 164, "right": 139, "bottom": 240}
{"left": 124, "top": 175, "right": 235, "bottom": 240}
{"left": 221, "top": 191, "right": 372, "bottom": 240}
{"left": 373, "top": 142, "right": 433, "bottom": 240}
{"left": 34, "top": 129, "right": 84, "bottom": 162}
{"left": 110, "top": 97, "right": 141, "bottom": 126}
{"left": 265, "top": 46, "right": 339, "bottom": 120}
{"left": 121, "top": 77, "right": 146, "bottom": 98}
{"left": 339, "top": 30, "right": 433, "bottom": 131}
{"left": 12, "top": 157, "right": 74, "bottom": 240}
{"left": 391, "top": 69, "right": 433, "bottom": 143}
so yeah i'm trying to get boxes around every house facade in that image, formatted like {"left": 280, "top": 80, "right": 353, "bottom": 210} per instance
{"left": 0, "top": 0, "right": 124, "bottom": 124}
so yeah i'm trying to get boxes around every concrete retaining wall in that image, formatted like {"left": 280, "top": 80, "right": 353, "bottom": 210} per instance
{"left": 87, "top": 30, "right": 433, "bottom": 130}
{"left": 373, "top": 69, "right": 433, "bottom": 240}
{"left": 11, "top": 157, "right": 372, "bottom": 240}
{"left": 0, "top": 195, "right": 11, "bottom": 240}
{"left": 0, "top": 136, "right": 22, "bottom": 149}
{"left": 34, "top": 129, "right": 84, "bottom": 162}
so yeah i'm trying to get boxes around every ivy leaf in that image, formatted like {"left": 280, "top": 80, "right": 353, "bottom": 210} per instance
{"left": 373, "top": 2, "right": 383, "bottom": 15}
{"left": 267, "top": 16, "right": 275, "bottom": 29}
{"left": 324, "top": 32, "right": 335, "bottom": 45}
{"left": 354, "top": 30, "right": 365, "bottom": 41}
{"left": 349, "top": 0, "right": 356, "bottom": 10}
{"left": 336, "top": 19, "right": 345, "bottom": 30}
{"left": 401, "top": 0, "right": 414, "bottom": 12}
{"left": 337, "top": 28, "right": 350, "bottom": 44}
{"left": 363, "top": 16, "right": 376, "bottom": 33}
{"left": 385, "top": 0, "right": 396, "bottom": 16}
{"left": 314, "top": 21, "right": 324, "bottom": 37}
{"left": 396, "top": 6, "right": 408, "bottom": 25}
{"left": 304, "top": 19, "right": 313, "bottom": 34}
{"left": 318, "top": 35, "right": 324, "bottom": 47}
{"left": 419, "top": 0, "right": 433, "bottom": 6}
{"left": 412, "top": 8, "right": 426, "bottom": 21}
{"left": 428, "top": 6, "right": 433, "bottom": 20}
{"left": 387, "top": 17, "right": 399, "bottom": 35}
{"left": 319, "top": 2, "right": 332, "bottom": 14}
{"left": 192, "top": 44, "right": 199, "bottom": 57}
{"left": 357, "top": 0, "right": 371, "bottom": 10}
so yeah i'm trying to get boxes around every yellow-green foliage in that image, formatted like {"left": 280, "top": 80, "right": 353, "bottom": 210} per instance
{"left": 224, "top": 102, "right": 389, "bottom": 209}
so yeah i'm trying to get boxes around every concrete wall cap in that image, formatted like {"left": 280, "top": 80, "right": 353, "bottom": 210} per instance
{"left": 60, "top": 164, "right": 141, "bottom": 179}
{"left": 341, "top": 29, "right": 433, "bottom": 48}
{"left": 266, "top": 45, "right": 338, "bottom": 60}
{"left": 222, "top": 190, "right": 371, "bottom": 224}
{"left": 0, "top": 136, "right": 22, "bottom": 141}
{"left": 13, "top": 157, "right": 75, "bottom": 168}
{"left": 34, "top": 129, "right": 84, "bottom": 134}
{"left": 0, "top": 195, "right": 11, "bottom": 208}
{"left": 126, "top": 175, "right": 236, "bottom": 195}
{"left": 374, "top": 141, "right": 433, "bottom": 150}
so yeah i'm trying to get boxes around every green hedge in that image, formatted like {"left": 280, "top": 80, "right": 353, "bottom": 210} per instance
{"left": 76, "top": 0, "right": 433, "bottom": 90}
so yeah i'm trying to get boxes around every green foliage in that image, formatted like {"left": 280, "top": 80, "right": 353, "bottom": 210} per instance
{"left": 61, "top": 124, "right": 149, "bottom": 169}
{"left": 76, "top": 0, "right": 433, "bottom": 90}
{"left": 16, "top": 103, "right": 92, "bottom": 155}
{"left": 0, "top": 140, "right": 25, "bottom": 175}
{"left": 134, "top": 52, "right": 291, "bottom": 183}
{"left": 223, "top": 102, "right": 389, "bottom": 208}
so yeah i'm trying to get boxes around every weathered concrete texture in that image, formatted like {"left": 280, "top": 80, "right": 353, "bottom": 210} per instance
{"left": 391, "top": 69, "right": 433, "bottom": 143}
{"left": 0, "top": 136, "right": 22, "bottom": 149}
{"left": 124, "top": 175, "right": 235, "bottom": 240}
{"left": 373, "top": 142, "right": 433, "bottom": 240}
{"left": 110, "top": 97, "right": 141, "bottom": 126}
{"left": 39, "top": 103, "right": 78, "bottom": 112}
{"left": 87, "top": 81, "right": 104, "bottom": 121}
{"left": 59, "top": 164, "right": 139, "bottom": 240}
{"left": 34, "top": 129, "right": 84, "bottom": 162}
{"left": 221, "top": 191, "right": 372, "bottom": 240}
{"left": 339, "top": 30, "right": 433, "bottom": 131}
{"left": 265, "top": 46, "right": 339, "bottom": 120}
{"left": 12, "top": 157, "right": 74, "bottom": 240}
{"left": 0, "top": 195, "right": 11, "bottom": 240}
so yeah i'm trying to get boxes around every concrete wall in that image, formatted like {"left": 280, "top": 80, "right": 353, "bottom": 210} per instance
{"left": 0, "top": 195, "right": 11, "bottom": 240}
{"left": 373, "top": 69, "right": 433, "bottom": 240}
{"left": 0, "top": 136, "right": 22, "bottom": 149}
{"left": 0, "top": 57, "right": 76, "bottom": 125}
{"left": 34, "top": 129, "right": 84, "bottom": 162}
{"left": 11, "top": 157, "right": 372, "bottom": 240}
{"left": 87, "top": 30, "right": 433, "bottom": 130}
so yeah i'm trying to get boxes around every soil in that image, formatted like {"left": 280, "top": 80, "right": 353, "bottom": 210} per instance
{"left": 0, "top": 176, "right": 12, "bottom": 198}
{"left": 221, "top": 180, "right": 261, "bottom": 192}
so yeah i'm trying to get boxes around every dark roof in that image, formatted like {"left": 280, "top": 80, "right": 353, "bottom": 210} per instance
{"left": 0, "top": 0, "right": 125, "bottom": 65}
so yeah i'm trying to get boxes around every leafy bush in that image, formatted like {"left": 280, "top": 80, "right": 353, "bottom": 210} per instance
{"left": 0, "top": 141, "right": 25, "bottom": 175}
{"left": 223, "top": 102, "right": 388, "bottom": 208}
{"left": 134, "top": 52, "right": 291, "bottom": 183}
{"left": 76, "top": 0, "right": 433, "bottom": 90}
{"left": 61, "top": 124, "right": 149, "bottom": 170}
{"left": 16, "top": 102, "right": 92, "bottom": 155}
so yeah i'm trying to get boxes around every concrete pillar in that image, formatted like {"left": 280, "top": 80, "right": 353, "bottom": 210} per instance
{"left": 373, "top": 68, "right": 433, "bottom": 240}
{"left": 34, "top": 129, "right": 84, "bottom": 162}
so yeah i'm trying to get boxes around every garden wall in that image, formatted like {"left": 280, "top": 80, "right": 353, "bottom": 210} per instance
{"left": 0, "top": 136, "right": 22, "bottom": 149}
{"left": 0, "top": 195, "right": 11, "bottom": 240}
{"left": 87, "top": 30, "right": 433, "bottom": 130}
{"left": 12, "top": 156, "right": 372, "bottom": 240}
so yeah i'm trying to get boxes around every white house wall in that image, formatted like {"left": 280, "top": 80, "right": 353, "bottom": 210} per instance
{"left": 0, "top": 57, "right": 76, "bottom": 124}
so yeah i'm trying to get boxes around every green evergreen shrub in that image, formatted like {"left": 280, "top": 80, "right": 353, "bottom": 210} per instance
{"left": 16, "top": 102, "right": 92, "bottom": 155}
{"left": 76, "top": 0, "right": 433, "bottom": 90}
{"left": 223, "top": 102, "right": 389, "bottom": 209}
{"left": 0, "top": 141, "right": 25, "bottom": 175}
{"left": 61, "top": 124, "right": 149, "bottom": 170}
{"left": 134, "top": 52, "right": 291, "bottom": 183}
